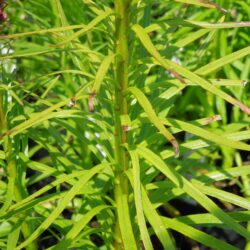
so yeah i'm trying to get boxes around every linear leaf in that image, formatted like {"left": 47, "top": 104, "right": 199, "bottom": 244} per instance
{"left": 0, "top": 177, "right": 15, "bottom": 215}
{"left": 174, "top": 29, "right": 210, "bottom": 48}
{"left": 196, "top": 166, "right": 250, "bottom": 184}
{"left": 167, "top": 79, "right": 247, "bottom": 87}
{"left": 8, "top": 171, "right": 81, "bottom": 214}
{"left": 128, "top": 87, "right": 179, "bottom": 157}
{"left": 116, "top": 182, "right": 137, "bottom": 250}
{"left": 188, "top": 21, "right": 250, "bottom": 29}
{"left": 52, "top": 205, "right": 110, "bottom": 250}
{"left": 129, "top": 151, "right": 153, "bottom": 250}
{"left": 151, "top": 178, "right": 250, "bottom": 211}
{"left": 175, "top": 0, "right": 227, "bottom": 12}
{"left": 140, "top": 185, "right": 175, "bottom": 250}
{"left": 15, "top": 163, "right": 107, "bottom": 250}
{"left": 193, "top": 183, "right": 250, "bottom": 210}
{"left": 164, "top": 19, "right": 250, "bottom": 29}
{"left": 0, "top": 48, "right": 99, "bottom": 61}
{"left": 132, "top": 24, "right": 250, "bottom": 115}
{"left": 53, "top": 9, "right": 113, "bottom": 46}
{"left": 161, "top": 217, "right": 236, "bottom": 250}
{"left": 0, "top": 25, "right": 88, "bottom": 40}
{"left": 195, "top": 46, "right": 250, "bottom": 75}
{"left": 7, "top": 221, "right": 21, "bottom": 250}
{"left": 0, "top": 97, "right": 87, "bottom": 139}
{"left": 174, "top": 211, "right": 250, "bottom": 226}
{"left": 91, "top": 53, "right": 115, "bottom": 94}
{"left": 137, "top": 146, "right": 250, "bottom": 240}
{"left": 161, "top": 117, "right": 250, "bottom": 151}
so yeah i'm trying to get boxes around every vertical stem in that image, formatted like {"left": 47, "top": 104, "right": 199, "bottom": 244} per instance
{"left": 113, "top": 0, "right": 129, "bottom": 168}
{"left": 113, "top": 0, "right": 134, "bottom": 249}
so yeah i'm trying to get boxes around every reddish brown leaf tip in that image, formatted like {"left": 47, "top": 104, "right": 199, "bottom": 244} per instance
{"left": 0, "top": 128, "right": 15, "bottom": 139}
{"left": 88, "top": 92, "right": 96, "bottom": 113}
{"left": 201, "top": 0, "right": 228, "bottom": 13}
{"left": 169, "top": 69, "right": 186, "bottom": 84}
{"left": 170, "top": 139, "right": 180, "bottom": 158}
{"left": 235, "top": 101, "right": 250, "bottom": 115}
{"left": 122, "top": 125, "right": 131, "bottom": 132}
{"left": 205, "top": 114, "right": 221, "bottom": 125}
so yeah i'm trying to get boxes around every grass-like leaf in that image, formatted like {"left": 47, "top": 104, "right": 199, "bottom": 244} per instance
{"left": 161, "top": 217, "right": 237, "bottom": 250}
{"left": 140, "top": 182, "right": 176, "bottom": 249}
{"left": 15, "top": 163, "right": 108, "bottom": 250}
{"left": 175, "top": 0, "right": 227, "bottom": 12}
{"left": 137, "top": 145, "right": 250, "bottom": 240}
{"left": 51, "top": 205, "right": 110, "bottom": 250}
{"left": 128, "top": 150, "right": 153, "bottom": 250}
{"left": 132, "top": 24, "right": 250, "bottom": 115}
{"left": 129, "top": 87, "right": 179, "bottom": 157}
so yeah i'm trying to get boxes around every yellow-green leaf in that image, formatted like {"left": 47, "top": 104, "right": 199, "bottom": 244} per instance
{"left": 132, "top": 24, "right": 250, "bottom": 115}
{"left": 128, "top": 87, "right": 179, "bottom": 157}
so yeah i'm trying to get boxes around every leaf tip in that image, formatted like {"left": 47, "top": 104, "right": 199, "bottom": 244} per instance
{"left": 0, "top": 128, "right": 15, "bottom": 139}
{"left": 205, "top": 114, "right": 222, "bottom": 124}
{"left": 88, "top": 92, "right": 96, "bottom": 112}
{"left": 235, "top": 101, "right": 250, "bottom": 115}
{"left": 171, "top": 139, "right": 180, "bottom": 158}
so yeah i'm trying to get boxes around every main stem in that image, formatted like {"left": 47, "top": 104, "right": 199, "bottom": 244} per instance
{"left": 113, "top": 0, "right": 131, "bottom": 248}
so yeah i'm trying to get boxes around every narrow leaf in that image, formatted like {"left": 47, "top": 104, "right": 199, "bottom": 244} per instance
{"left": 15, "top": 163, "right": 107, "bottom": 250}
{"left": 0, "top": 177, "right": 15, "bottom": 215}
{"left": 88, "top": 54, "right": 115, "bottom": 112}
{"left": 175, "top": 0, "right": 227, "bottom": 13}
{"left": 0, "top": 25, "right": 88, "bottom": 40}
{"left": 161, "top": 117, "right": 250, "bottom": 151}
{"left": 196, "top": 166, "right": 250, "bottom": 184}
{"left": 188, "top": 21, "right": 250, "bottom": 29}
{"left": 52, "top": 205, "right": 109, "bottom": 250}
{"left": 195, "top": 46, "right": 250, "bottom": 75}
{"left": 140, "top": 185, "right": 176, "bottom": 250}
{"left": 175, "top": 211, "right": 250, "bottom": 226}
{"left": 162, "top": 217, "right": 236, "bottom": 250}
{"left": 53, "top": 9, "right": 113, "bottom": 46}
{"left": 0, "top": 97, "right": 87, "bottom": 139}
{"left": 91, "top": 54, "right": 115, "bottom": 94}
{"left": 129, "top": 151, "right": 153, "bottom": 250}
{"left": 0, "top": 48, "right": 99, "bottom": 61}
{"left": 129, "top": 87, "right": 179, "bottom": 157}
{"left": 132, "top": 24, "right": 250, "bottom": 115}
{"left": 7, "top": 221, "right": 21, "bottom": 250}
{"left": 137, "top": 146, "right": 250, "bottom": 240}
{"left": 116, "top": 181, "right": 137, "bottom": 250}
{"left": 193, "top": 183, "right": 250, "bottom": 210}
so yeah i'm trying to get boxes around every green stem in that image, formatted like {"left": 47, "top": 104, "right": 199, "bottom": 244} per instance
{"left": 113, "top": 0, "right": 134, "bottom": 249}
{"left": 113, "top": 0, "right": 129, "bottom": 166}
{"left": 0, "top": 91, "right": 37, "bottom": 250}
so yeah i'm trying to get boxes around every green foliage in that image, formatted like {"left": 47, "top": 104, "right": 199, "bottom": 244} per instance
{"left": 0, "top": 0, "right": 250, "bottom": 249}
